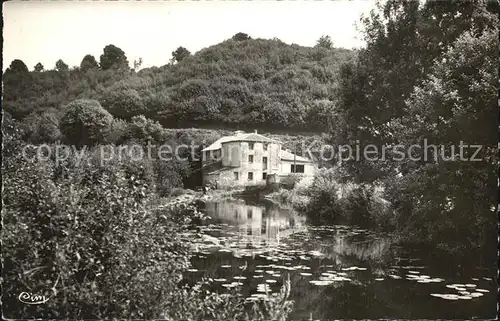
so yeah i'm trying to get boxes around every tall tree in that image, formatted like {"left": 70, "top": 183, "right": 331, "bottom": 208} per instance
{"left": 34, "top": 62, "right": 44, "bottom": 72}
{"left": 80, "top": 54, "right": 99, "bottom": 72}
{"left": 5, "top": 59, "right": 29, "bottom": 74}
{"left": 316, "top": 35, "right": 333, "bottom": 49}
{"left": 133, "top": 57, "right": 143, "bottom": 70}
{"left": 333, "top": 0, "right": 499, "bottom": 251}
{"left": 232, "top": 32, "right": 252, "bottom": 41}
{"left": 55, "top": 59, "right": 69, "bottom": 72}
{"left": 334, "top": 0, "right": 499, "bottom": 183}
{"left": 386, "top": 28, "right": 498, "bottom": 251}
{"left": 171, "top": 46, "right": 191, "bottom": 63}
{"left": 100, "top": 44, "right": 129, "bottom": 70}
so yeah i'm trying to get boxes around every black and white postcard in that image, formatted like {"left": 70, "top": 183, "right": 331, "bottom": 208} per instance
{"left": 2, "top": 0, "right": 498, "bottom": 319}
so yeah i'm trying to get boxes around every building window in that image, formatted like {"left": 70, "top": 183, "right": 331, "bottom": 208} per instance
{"left": 263, "top": 172, "right": 267, "bottom": 180}
{"left": 248, "top": 172, "right": 253, "bottom": 180}
{"left": 234, "top": 172, "right": 239, "bottom": 180}
{"left": 291, "top": 164, "right": 305, "bottom": 173}
{"left": 247, "top": 208, "right": 253, "bottom": 219}
{"left": 263, "top": 157, "right": 267, "bottom": 170}
{"left": 249, "top": 142, "right": 254, "bottom": 150}
{"left": 248, "top": 155, "right": 254, "bottom": 163}
{"left": 263, "top": 144, "right": 268, "bottom": 151}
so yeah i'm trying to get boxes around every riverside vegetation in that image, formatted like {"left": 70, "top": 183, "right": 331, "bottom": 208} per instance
{"left": 2, "top": 0, "right": 498, "bottom": 318}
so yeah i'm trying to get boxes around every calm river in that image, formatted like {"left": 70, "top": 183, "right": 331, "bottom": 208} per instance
{"left": 183, "top": 198, "right": 496, "bottom": 320}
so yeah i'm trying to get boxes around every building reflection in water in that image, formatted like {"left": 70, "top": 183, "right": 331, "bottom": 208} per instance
{"left": 204, "top": 200, "right": 303, "bottom": 249}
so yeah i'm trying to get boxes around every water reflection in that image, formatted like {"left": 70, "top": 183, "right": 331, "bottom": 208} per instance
{"left": 183, "top": 198, "right": 496, "bottom": 320}
{"left": 203, "top": 200, "right": 305, "bottom": 249}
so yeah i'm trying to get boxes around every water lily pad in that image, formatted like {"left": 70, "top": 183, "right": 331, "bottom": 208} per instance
{"left": 187, "top": 268, "right": 198, "bottom": 272}
{"left": 256, "top": 284, "right": 271, "bottom": 292}
{"left": 310, "top": 280, "right": 333, "bottom": 286}
{"left": 374, "top": 278, "right": 384, "bottom": 281}
{"left": 266, "top": 279, "right": 277, "bottom": 283}
{"left": 342, "top": 267, "right": 358, "bottom": 271}
{"left": 450, "top": 284, "right": 466, "bottom": 287}
{"left": 457, "top": 295, "right": 472, "bottom": 300}
{"left": 464, "top": 284, "right": 476, "bottom": 288}
{"left": 233, "top": 276, "right": 246, "bottom": 280}
{"left": 469, "top": 292, "right": 483, "bottom": 298}
{"left": 221, "top": 265, "right": 231, "bottom": 268}
{"left": 483, "top": 277, "right": 492, "bottom": 281}
{"left": 408, "top": 271, "right": 420, "bottom": 274}
{"left": 309, "top": 250, "right": 323, "bottom": 257}
{"left": 475, "top": 289, "right": 489, "bottom": 293}
{"left": 389, "top": 275, "right": 402, "bottom": 279}
{"left": 471, "top": 278, "right": 479, "bottom": 281}
{"left": 300, "top": 272, "right": 312, "bottom": 276}
{"left": 214, "top": 278, "right": 227, "bottom": 282}
{"left": 431, "top": 294, "right": 460, "bottom": 300}
{"left": 429, "top": 278, "right": 444, "bottom": 283}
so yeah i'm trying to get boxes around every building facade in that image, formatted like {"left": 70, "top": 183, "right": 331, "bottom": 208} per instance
{"left": 201, "top": 130, "right": 316, "bottom": 187}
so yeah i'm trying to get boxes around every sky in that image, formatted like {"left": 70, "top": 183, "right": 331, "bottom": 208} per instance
{"left": 3, "top": 0, "right": 376, "bottom": 71}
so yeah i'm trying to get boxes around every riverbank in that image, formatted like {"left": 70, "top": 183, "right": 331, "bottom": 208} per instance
{"left": 150, "top": 188, "right": 249, "bottom": 209}
{"left": 263, "top": 189, "right": 310, "bottom": 212}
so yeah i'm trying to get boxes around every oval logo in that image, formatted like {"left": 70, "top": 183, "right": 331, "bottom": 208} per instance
{"left": 18, "top": 292, "right": 49, "bottom": 305}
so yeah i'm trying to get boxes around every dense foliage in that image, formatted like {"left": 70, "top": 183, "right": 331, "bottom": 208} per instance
{"left": 2, "top": 124, "right": 293, "bottom": 319}
{"left": 4, "top": 35, "right": 353, "bottom": 132}
{"left": 330, "top": 0, "right": 498, "bottom": 251}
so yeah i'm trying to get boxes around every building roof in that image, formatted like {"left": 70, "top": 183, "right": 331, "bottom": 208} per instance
{"left": 202, "top": 131, "right": 277, "bottom": 151}
{"left": 280, "top": 149, "right": 313, "bottom": 163}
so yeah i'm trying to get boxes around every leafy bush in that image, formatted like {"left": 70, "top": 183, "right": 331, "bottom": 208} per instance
{"left": 60, "top": 99, "right": 114, "bottom": 147}
{"left": 2, "top": 132, "right": 188, "bottom": 318}
{"left": 280, "top": 173, "right": 303, "bottom": 190}
{"left": 267, "top": 189, "right": 309, "bottom": 213}
{"left": 100, "top": 87, "right": 145, "bottom": 118}
{"left": 304, "top": 168, "right": 393, "bottom": 228}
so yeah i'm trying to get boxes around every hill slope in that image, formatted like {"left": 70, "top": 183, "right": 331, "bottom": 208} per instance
{"left": 3, "top": 38, "right": 354, "bottom": 132}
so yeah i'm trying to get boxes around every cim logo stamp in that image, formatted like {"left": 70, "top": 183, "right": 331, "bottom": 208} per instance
{"left": 18, "top": 292, "right": 49, "bottom": 305}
